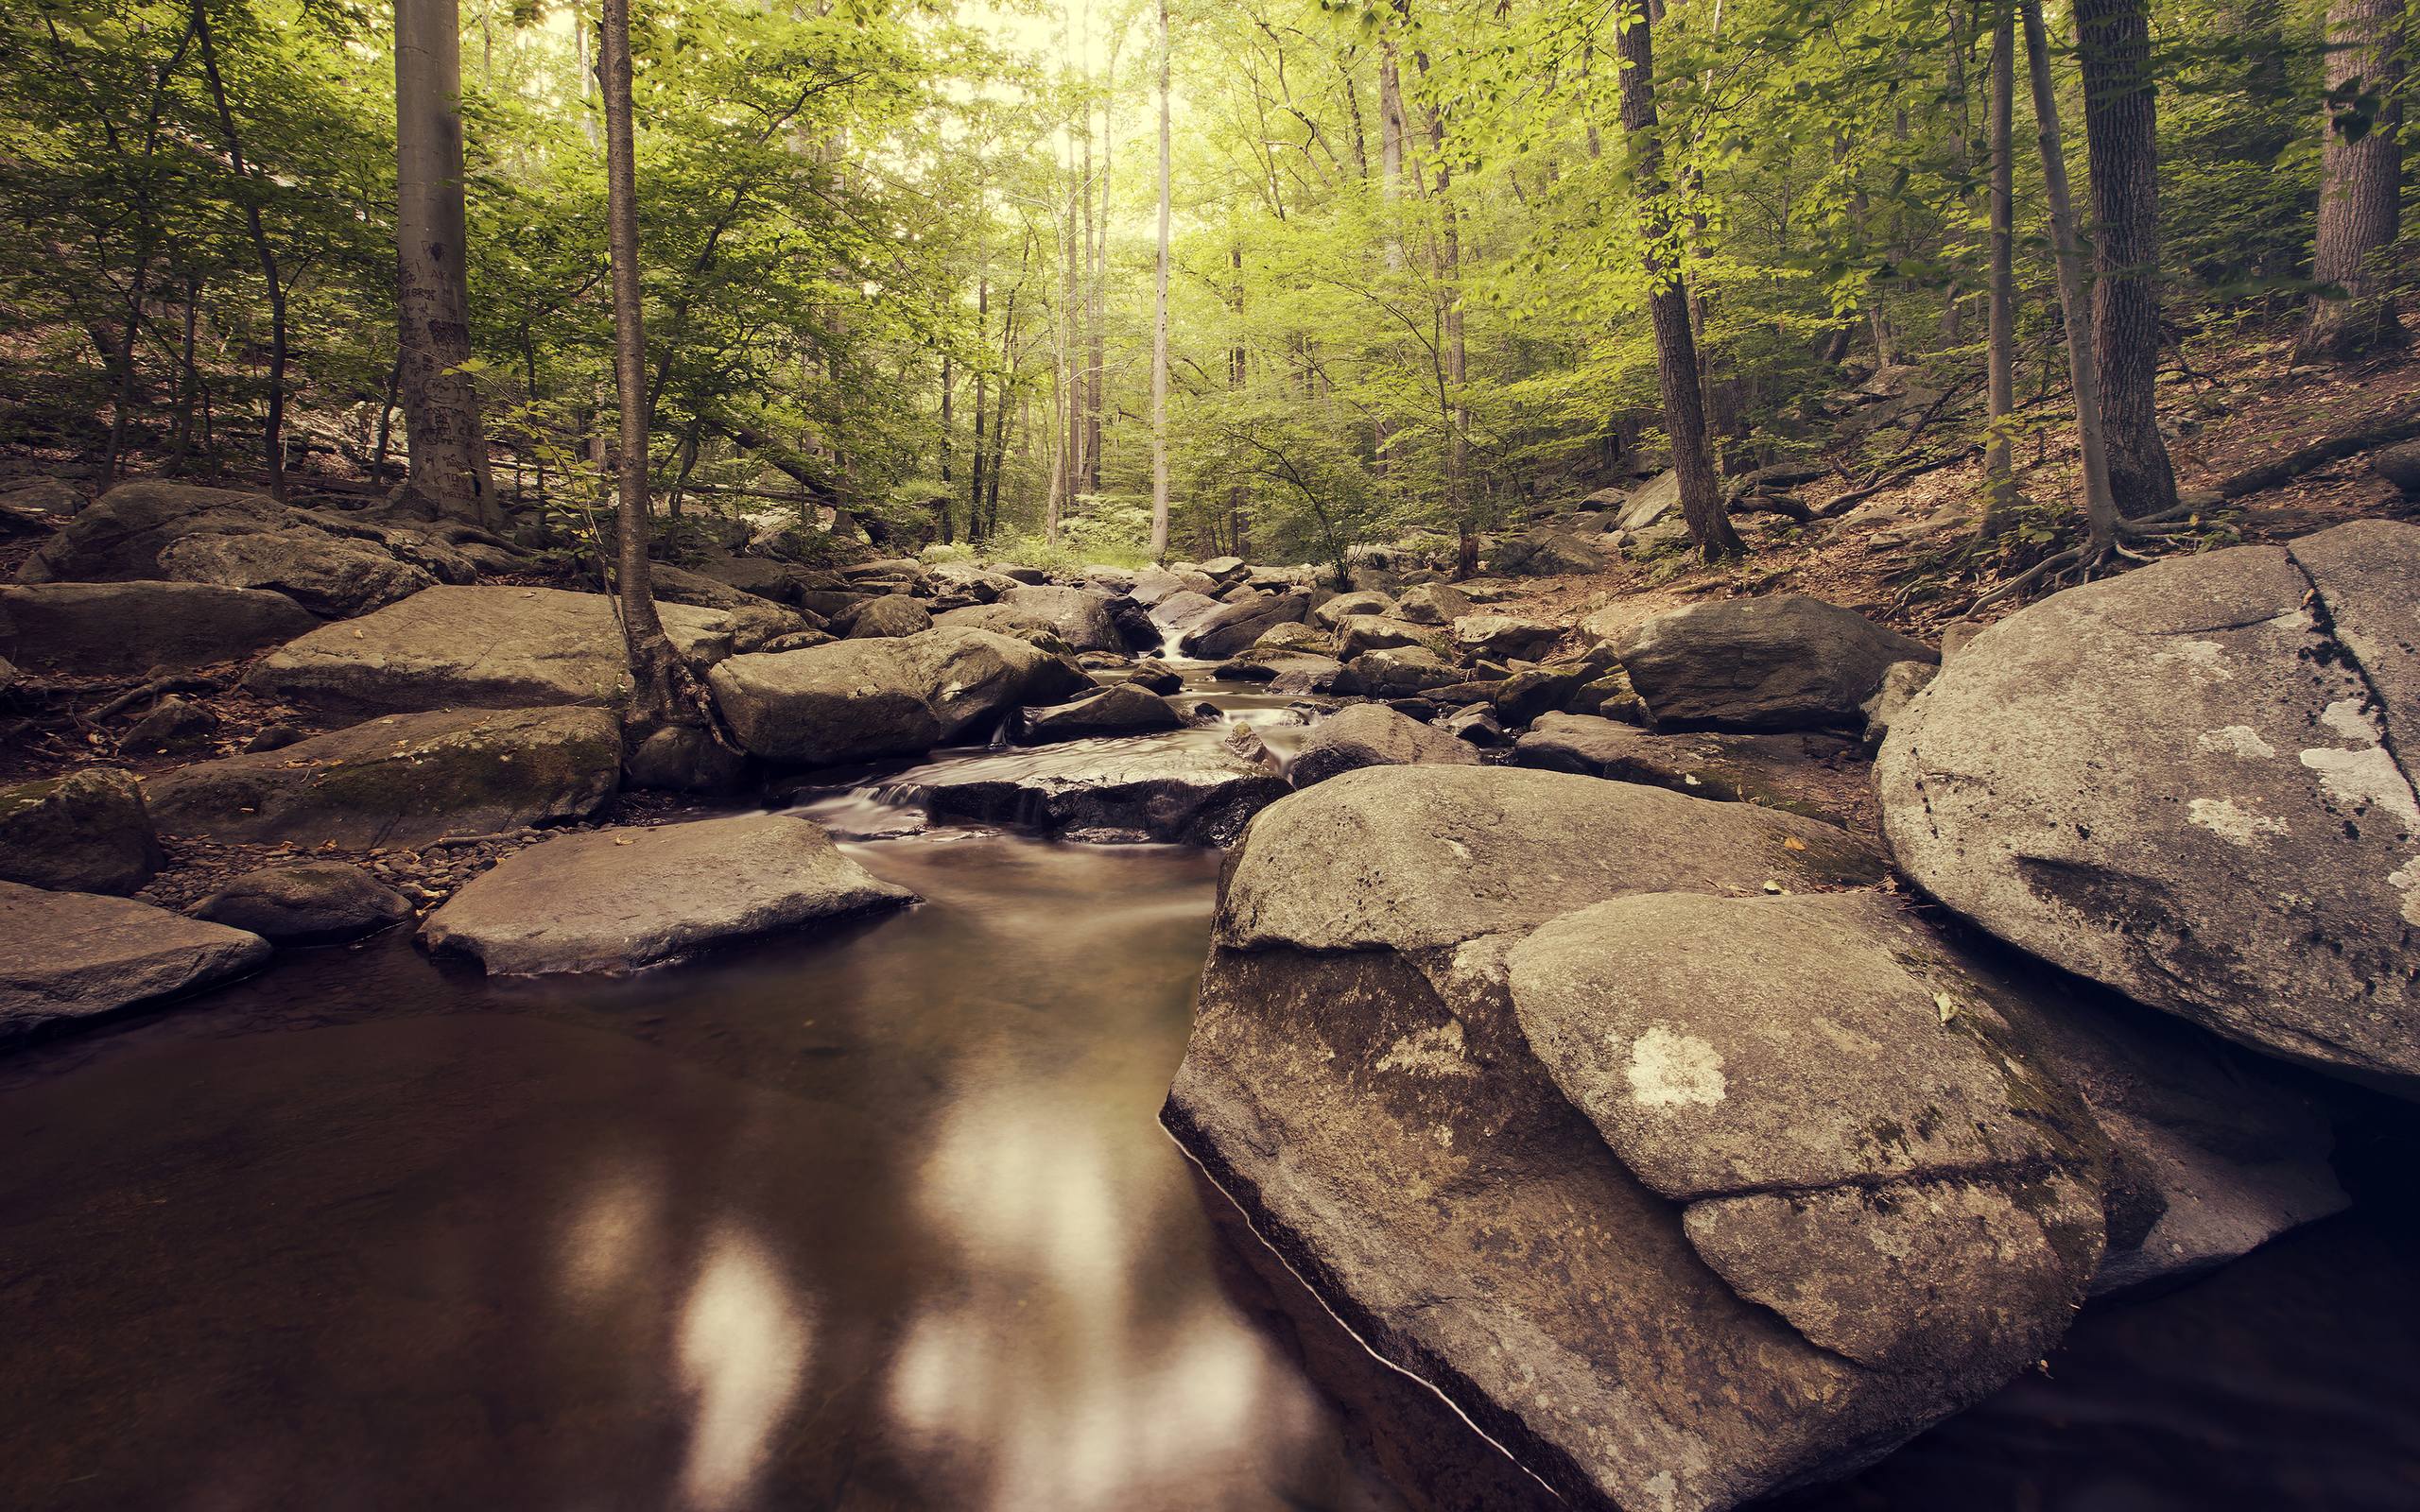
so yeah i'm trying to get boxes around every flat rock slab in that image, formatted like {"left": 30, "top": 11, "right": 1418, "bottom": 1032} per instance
{"left": 146, "top": 705, "right": 620, "bottom": 848}
{"left": 879, "top": 732, "right": 1289, "bottom": 845}
{"left": 709, "top": 627, "right": 1090, "bottom": 766}
{"left": 419, "top": 813, "right": 913, "bottom": 975}
{"left": 0, "top": 766, "right": 163, "bottom": 894}
{"left": 244, "top": 586, "right": 738, "bottom": 713}
{"left": 0, "top": 881, "right": 268, "bottom": 1040}
{"left": 1877, "top": 523, "right": 2420, "bottom": 1094}
{"left": 0, "top": 581, "right": 317, "bottom": 674}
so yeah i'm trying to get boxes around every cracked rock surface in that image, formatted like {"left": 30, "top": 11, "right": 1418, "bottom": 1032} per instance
{"left": 1876, "top": 520, "right": 2420, "bottom": 1094}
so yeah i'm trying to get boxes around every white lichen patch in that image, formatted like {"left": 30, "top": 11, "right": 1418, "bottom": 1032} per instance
{"left": 2187, "top": 797, "right": 2289, "bottom": 845}
{"left": 2154, "top": 639, "right": 2233, "bottom": 681}
{"left": 2196, "top": 725, "right": 2277, "bottom": 761}
{"left": 2390, "top": 857, "right": 2420, "bottom": 926}
{"left": 1622, "top": 1024, "right": 1728, "bottom": 1108}
{"left": 1374, "top": 1020, "right": 1478, "bottom": 1078}
{"left": 2299, "top": 745, "right": 2420, "bottom": 830}
{"left": 2321, "top": 697, "right": 2384, "bottom": 745}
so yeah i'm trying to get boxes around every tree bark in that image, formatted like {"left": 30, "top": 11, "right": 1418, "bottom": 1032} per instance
{"left": 193, "top": 0, "right": 286, "bottom": 501}
{"left": 600, "top": 0, "right": 701, "bottom": 738}
{"left": 1150, "top": 0, "right": 1172, "bottom": 560}
{"left": 2299, "top": 0, "right": 2406, "bottom": 360}
{"left": 395, "top": 0, "right": 501, "bottom": 527}
{"left": 1616, "top": 4, "right": 1740, "bottom": 558}
{"left": 2077, "top": 0, "right": 2177, "bottom": 516}
{"left": 2023, "top": 0, "right": 2121, "bottom": 546}
{"left": 1983, "top": 0, "right": 2021, "bottom": 533}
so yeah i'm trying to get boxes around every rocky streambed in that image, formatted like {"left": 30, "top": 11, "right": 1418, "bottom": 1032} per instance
{"left": 5, "top": 480, "right": 2420, "bottom": 1510}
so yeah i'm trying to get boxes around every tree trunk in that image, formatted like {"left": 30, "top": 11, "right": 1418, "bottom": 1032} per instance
{"left": 2022, "top": 0, "right": 2121, "bottom": 546}
{"left": 1150, "top": 0, "right": 1173, "bottom": 561}
{"left": 372, "top": 349, "right": 403, "bottom": 488}
{"left": 600, "top": 0, "right": 702, "bottom": 740}
{"left": 2077, "top": 0, "right": 2177, "bottom": 516}
{"left": 937, "top": 352, "right": 955, "bottom": 544}
{"left": 395, "top": 0, "right": 500, "bottom": 527}
{"left": 1983, "top": 0, "right": 2021, "bottom": 534}
{"left": 2299, "top": 0, "right": 2406, "bottom": 360}
{"left": 1616, "top": 5, "right": 1741, "bottom": 558}
{"left": 193, "top": 0, "right": 286, "bottom": 501}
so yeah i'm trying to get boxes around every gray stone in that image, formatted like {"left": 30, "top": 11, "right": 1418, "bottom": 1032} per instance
{"left": 1126, "top": 659, "right": 1184, "bottom": 695}
{"left": 995, "top": 585, "right": 1124, "bottom": 651}
{"left": 119, "top": 695, "right": 220, "bottom": 753}
{"left": 146, "top": 705, "right": 621, "bottom": 848}
{"left": 1341, "top": 645, "right": 1461, "bottom": 696}
{"left": 708, "top": 627, "right": 1090, "bottom": 766}
{"left": 1512, "top": 713, "right": 1863, "bottom": 824}
{"left": 1613, "top": 594, "right": 1936, "bottom": 731}
{"left": 1490, "top": 527, "right": 1612, "bottom": 576}
{"left": 1020, "top": 683, "right": 1184, "bottom": 742}
{"left": 1859, "top": 658, "right": 1938, "bottom": 749}
{"left": 0, "top": 581, "right": 317, "bottom": 674}
{"left": 1878, "top": 524, "right": 2420, "bottom": 1095}
{"left": 191, "top": 862, "right": 413, "bottom": 945}
{"left": 1392, "top": 582, "right": 1476, "bottom": 626}
{"left": 1312, "top": 590, "right": 1394, "bottom": 628}
{"left": 0, "top": 882, "right": 268, "bottom": 1039}
{"left": 1288, "top": 704, "right": 1479, "bottom": 789}
{"left": 1179, "top": 590, "right": 1311, "bottom": 660}
{"left": 1218, "top": 765, "right": 1880, "bottom": 953}
{"left": 244, "top": 586, "right": 738, "bottom": 713}
{"left": 1617, "top": 469, "right": 1680, "bottom": 530}
{"left": 421, "top": 813, "right": 912, "bottom": 974}
{"left": 1331, "top": 614, "right": 1442, "bottom": 659}
{"left": 839, "top": 593, "right": 935, "bottom": 639}
{"left": 156, "top": 530, "right": 436, "bottom": 618}
{"left": 1449, "top": 613, "right": 1561, "bottom": 661}
{"left": 877, "top": 734, "right": 1289, "bottom": 845}
{"left": 0, "top": 767, "right": 163, "bottom": 893}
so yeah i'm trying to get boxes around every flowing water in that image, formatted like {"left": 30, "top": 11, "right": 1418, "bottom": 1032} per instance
{"left": 2, "top": 672, "right": 2416, "bottom": 1512}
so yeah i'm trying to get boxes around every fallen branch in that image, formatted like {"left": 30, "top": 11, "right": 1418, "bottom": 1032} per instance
{"left": 420, "top": 827, "right": 539, "bottom": 851}
{"left": 84, "top": 673, "right": 225, "bottom": 723}
{"left": 2206, "top": 405, "right": 2420, "bottom": 500}
{"left": 1815, "top": 445, "right": 1980, "bottom": 518}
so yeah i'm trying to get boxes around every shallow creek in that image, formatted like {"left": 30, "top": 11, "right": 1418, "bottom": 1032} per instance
{"left": 1, "top": 672, "right": 2415, "bottom": 1512}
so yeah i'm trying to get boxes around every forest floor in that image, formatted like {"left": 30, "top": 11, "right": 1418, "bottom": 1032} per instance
{"left": 1506, "top": 336, "right": 2420, "bottom": 644}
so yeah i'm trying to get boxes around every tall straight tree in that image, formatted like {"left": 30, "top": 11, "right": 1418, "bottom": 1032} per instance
{"left": 394, "top": 0, "right": 499, "bottom": 527}
{"left": 1615, "top": 0, "right": 1740, "bottom": 558}
{"left": 2023, "top": 0, "right": 2121, "bottom": 548}
{"left": 2299, "top": 0, "right": 2406, "bottom": 360}
{"left": 1983, "top": 0, "right": 2021, "bottom": 534}
{"left": 597, "top": 0, "right": 710, "bottom": 758}
{"left": 1150, "top": 0, "right": 1172, "bottom": 560}
{"left": 2076, "top": 0, "right": 2177, "bottom": 517}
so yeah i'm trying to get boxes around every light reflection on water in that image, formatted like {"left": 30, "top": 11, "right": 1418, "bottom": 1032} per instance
{"left": 0, "top": 826, "right": 1397, "bottom": 1512}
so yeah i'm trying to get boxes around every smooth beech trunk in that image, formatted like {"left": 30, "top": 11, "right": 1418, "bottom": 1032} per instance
{"left": 395, "top": 0, "right": 500, "bottom": 526}
{"left": 1983, "top": 0, "right": 2020, "bottom": 533}
{"left": 2077, "top": 0, "right": 2178, "bottom": 517}
{"left": 1616, "top": 3, "right": 1741, "bottom": 558}
{"left": 1150, "top": 0, "right": 1172, "bottom": 561}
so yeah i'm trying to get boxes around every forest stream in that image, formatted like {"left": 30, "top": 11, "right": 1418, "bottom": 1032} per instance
{"left": 2, "top": 673, "right": 2417, "bottom": 1512}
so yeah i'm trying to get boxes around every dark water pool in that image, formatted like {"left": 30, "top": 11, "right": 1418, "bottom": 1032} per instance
{"left": 2, "top": 803, "right": 2416, "bottom": 1511}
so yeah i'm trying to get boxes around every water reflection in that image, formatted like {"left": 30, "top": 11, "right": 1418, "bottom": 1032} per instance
{"left": 674, "top": 1225, "right": 812, "bottom": 1511}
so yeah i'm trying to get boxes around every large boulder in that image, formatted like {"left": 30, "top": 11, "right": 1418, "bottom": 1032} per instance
{"left": 0, "top": 581, "right": 317, "bottom": 674}
{"left": 155, "top": 530, "right": 435, "bottom": 618}
{"left": 243, "top": 586, "right": 738, "bottom": 713}
{"left": 1392, "top": 582, "right": 1476, "bottom": 626}
{"left": 1490, "top": 526, "right": 1612, "bottom": 576}
{"left": 1, "top": 882, "right": 268, "bottom": 1040}
{"left": 1449, "top": 613, "right": 1562, "bottom": 662}
{"left": 1341, "top": 645, "right": 1461, "bottom": 696}
{"left": 996, "top": 585, "right": 1122, "bottom": 652}
{"left": 880, "top": 732, "right": 1289, "bottom": 845}
{"left": 145, "top": 705, "right": 621, "bottom": 848}
{"left": 0, "top": 767, "right": 163, "bottom": 894}
{"left": 707, "top": 627, "right": 1090, "bottom": 766}
{"left": 1149, "top": 589, "right": 1225, "bottom": 644}
{"left": 1313, "top": 589, "right": 1395, "bottom": 628}
{"left": 1877, "top": 522, "right": 2420, "bottom": 1095}
{"left": 1331, "top": 615, "right": 1442, "bottom": 660}
{"left": 16, "top": 480, "right": 288, "bottom": 582}
{"left": 419, "top": 813, "right": 913, "bottom": 975}
{"left": 190, "top": 862, "right": 413, "bottom": 945}
{"left": 1179, "top": 590, "right": 1311, "bottom": 660}
{"left": 1611, "top": 594, "right": 1935, "bottom": 731}
{"left": 1288, "top": 704, "right": 1479, "bottom": 789}
{"left": 838, "top": 593, "right": 934, "bottom": 639}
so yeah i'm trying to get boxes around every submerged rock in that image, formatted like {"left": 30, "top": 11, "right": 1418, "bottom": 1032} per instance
{"left": 709, "top": 627, "right": 1090, "bottom": 766}
{"left": 1878, "top": 523, "right": 2420, "bottom": 1095}
{"left": 1612, "top": 594, "right": 1935, "bottom": 731}
{"left": 146, "top": 705, "right": 621, "bottom": 848}
{"left": 244, "top": 586, "right": 739, "bottom": 713}
{"left": 0, "top": 581, "right": 317, "bottom": 674}
{"left": 1, "top": 881, "right": 268, "bottom": 1039}
{"left": 191, "top": 862, "right": 413, "bottom": 945}
{"left": 419, "top": 813, "right": 912, "bottom": 974}
{"left": 0, "top": 767, "right": 163, "bottom": 894}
